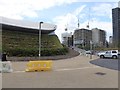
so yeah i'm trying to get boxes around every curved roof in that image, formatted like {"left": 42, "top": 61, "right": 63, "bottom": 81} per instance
{"left": 1, "top": 17, "right": 57, "bottom": 34}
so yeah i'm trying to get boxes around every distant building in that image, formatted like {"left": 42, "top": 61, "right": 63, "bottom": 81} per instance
{"left": 73, "top": 28, "right": 92, "bottom": 48}
{"left": 61, "top": 31, "right": 73, "bottom": 47}
{"left": 109, "top": 36, "right": 113, "bottom": 44}
{"left": 92, "top": 28, "right": 106, "bottom": 47}
{"left": 109, "top": 36, "right": 113, "bottom": 47}
{"left": 112, "top": 7, "right": 120, "bottom": 47}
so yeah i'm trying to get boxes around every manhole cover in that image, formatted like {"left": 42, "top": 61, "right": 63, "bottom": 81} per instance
{"left": 95, "top": 72, "right": 106, "bottom": 75}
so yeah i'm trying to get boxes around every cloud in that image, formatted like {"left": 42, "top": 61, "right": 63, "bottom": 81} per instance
{"left": 53, "top": 5, "right": 86, "bottom": 42}
{"left": 0, "top": 0, "right": 78, "bottom": 20}
{"left": 53, "top": 3, "right": 116, "bottom": 42}
{"left": 0, "top": 0, "right": 117, "bottom": 42}
{"left": 73, "top": 5, "right": 86, "bottom": 16}
{"left": 1, "top": 0, "right": 117, "bottom": 20}
{"left": 91, "top": 3, "right": 117, "bottom": 19}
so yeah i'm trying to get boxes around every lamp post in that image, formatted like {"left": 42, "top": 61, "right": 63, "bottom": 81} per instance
{"left": 39, "top": 22, "right": 43, "bottom": 59}
{"left": 90, "top": 40, "right": 93, "bottom": 59}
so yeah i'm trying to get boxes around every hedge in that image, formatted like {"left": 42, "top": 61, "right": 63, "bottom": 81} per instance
{"left": 3, "top": 47, "right": 68, "bottom": 57}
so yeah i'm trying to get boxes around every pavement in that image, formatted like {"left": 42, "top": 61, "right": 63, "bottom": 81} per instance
{"left": 1, "top": 54, "right": 119, "bottom": 88}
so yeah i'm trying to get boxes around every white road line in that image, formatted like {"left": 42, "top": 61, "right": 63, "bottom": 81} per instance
{"left": 12, "top": 66, "right": 100, "bottom": 73}
{"left": 12, "top": 71, "right": 25, "bottom": 73}
{"left": 54, "top": 66, "right": 100, "bottom": 72}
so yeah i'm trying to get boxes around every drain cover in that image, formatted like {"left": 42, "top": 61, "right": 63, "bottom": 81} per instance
{"left": 95, "top": 72, "right": 106, "bottom": 75}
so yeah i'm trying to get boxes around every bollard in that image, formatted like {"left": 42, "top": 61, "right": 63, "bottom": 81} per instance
{"left": 90, "top": 54, "right": 92, "bottom": 59}
{"left": 0, "top": 61, "right": 13, "bottom": 73}
{"left": 25, "top": 60, "right": 52, "bottom": 72}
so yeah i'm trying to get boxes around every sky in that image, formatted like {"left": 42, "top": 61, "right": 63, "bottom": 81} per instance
{"left": 0, "top": 0, "right": 119, "bottom": 42}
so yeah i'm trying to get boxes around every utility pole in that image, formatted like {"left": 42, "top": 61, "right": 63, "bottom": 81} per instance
{"left": 82, "top": 29, "right": 84, "bottom": 49}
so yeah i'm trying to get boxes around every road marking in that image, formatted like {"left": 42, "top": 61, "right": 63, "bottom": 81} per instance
{"left": 54, "top": 66, "right": 100, "bottom": 71}
{"left": 12, "top": 66, "right": 100, "bottom": 73}
{"left": 12, "top": 71, "right": 25, "bottom": 73}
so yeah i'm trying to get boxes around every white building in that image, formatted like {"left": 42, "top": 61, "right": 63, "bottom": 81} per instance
{"left": 109, "top": 36, "right": 113, "bottom": 44}
{"left": 61, "top": 31, "right": 72, "bottom": 46}
{"left": 92, "top": 28, "right": 106, "bottom": 47}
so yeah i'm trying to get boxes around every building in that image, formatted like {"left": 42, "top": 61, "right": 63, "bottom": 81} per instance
{"left": 112, "top": 7, "right": 120, "bottom": 47}
{"left": 1, "top": 17, "right": 64, "bottom": 56}
{"left": 1, "top": 17, "right": 57, "bottom": 34}
{"left": 61, "top": 31, "right": 73, "bottom": 47}
{"left": 109, "top": 36, "right": 113, "bottom": 44}
{"left": 73, "top": 28, "right": 92, "bottom": 49}
{"left": 109, "top": 36, "right": 113, "bottom": 47}
{"left": 92, "top": 28, "right": 106, "bottom": 47}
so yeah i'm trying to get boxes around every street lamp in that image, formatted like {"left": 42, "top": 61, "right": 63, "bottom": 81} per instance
{"left": 39, "top": 22, "right": 43, "bottom": 59}
{"left": 90, "top": 40, "right": 93, "bottom": 59}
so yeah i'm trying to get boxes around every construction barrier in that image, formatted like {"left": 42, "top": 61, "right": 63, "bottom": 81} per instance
{"left": 25, "top": 60, "right": 52, "bottom": 72}
{"left": 0, "top": 61, "right": 13, "bottom": 73}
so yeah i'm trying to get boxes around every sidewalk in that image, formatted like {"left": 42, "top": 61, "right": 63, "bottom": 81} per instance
{"left": 2, "top": 54, "right": 118, "bottom": 88}
{"left": 10, "top": 54, "right": 99, "bottom": 72}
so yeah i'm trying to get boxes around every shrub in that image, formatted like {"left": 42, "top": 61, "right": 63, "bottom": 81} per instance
{"left": 41, "top": 47, "right": 68, "bottom": 56}
{"left": 3, "top": 47, "right": 69, "bottom": 57}
{"left": 3, "top": 48, "right": 38, "bottom": 57}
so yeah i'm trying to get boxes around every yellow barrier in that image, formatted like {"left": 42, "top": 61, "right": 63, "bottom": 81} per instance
{"left": 25, "top": 60, "right": 52, "bottom": 72}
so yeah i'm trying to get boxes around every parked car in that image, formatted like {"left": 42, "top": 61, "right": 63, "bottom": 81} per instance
{"left": 97, "top": 50, "right": 118, "bottom": 59}
{"left": 85, "top": 50, "right": 91, "bottom": 54}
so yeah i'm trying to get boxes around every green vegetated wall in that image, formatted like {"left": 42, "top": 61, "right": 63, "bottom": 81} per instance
{"left": 2, "top": 30, "right": 68, "bottom": 56}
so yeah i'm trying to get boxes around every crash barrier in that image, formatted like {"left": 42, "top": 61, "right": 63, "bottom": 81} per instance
{"left": 25, "top": 60, "right": 52, "bottom": 72}
{"left": 0, "top": 61, "right": 13, "bottom": 73}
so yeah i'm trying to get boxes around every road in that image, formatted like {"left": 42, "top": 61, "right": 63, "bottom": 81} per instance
{"left": 2, "top": 55, "right": 118, "bottom": 88}
{"left": 90, "top": 57, "right": 120, "bottom": 71}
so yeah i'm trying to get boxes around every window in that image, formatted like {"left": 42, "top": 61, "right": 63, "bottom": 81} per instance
{"left": 112, "top": 51, "right": 117, "bottom": 53}
{"left": 106, "top": 51, "right": 111, "bottom": 54}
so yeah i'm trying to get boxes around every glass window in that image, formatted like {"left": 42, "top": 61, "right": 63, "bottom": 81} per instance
{"left": 112, "top": 51, "right": 117, "bottom": 53}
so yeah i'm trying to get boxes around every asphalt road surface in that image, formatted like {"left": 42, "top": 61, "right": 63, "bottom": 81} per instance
{"left": 90, "top": 59, "right": 119, "bottom": 71}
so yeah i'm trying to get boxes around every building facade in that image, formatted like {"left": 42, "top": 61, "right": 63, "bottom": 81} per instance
{"left": 112, "top": 7, "right": 120, "bottom": 47}
{"left": 73, "top": 28, "right": 92, "bottom": 48}
{"left": 92, "top": 28, "right": 106, "bottom": 48}
{"left": 109, "top": 36, "right": 113, "bottom": 44}
{"left": 109, "top": 36, "right": 113, "bottom": 47}
{"left": 1, "top": 17, "right": 64, "bottom": 57}
{"left": 61, "top": 31, "right": 73, "bottom": 47}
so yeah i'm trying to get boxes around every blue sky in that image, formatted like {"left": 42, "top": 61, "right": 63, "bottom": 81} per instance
{"left": 0, "top": 0, "right": 119, "bottom": 42}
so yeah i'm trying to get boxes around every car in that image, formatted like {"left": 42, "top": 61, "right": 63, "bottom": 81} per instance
{"left": 97, "top": 50, "right": 118, "bottom": 59}
{"left": 85, "top": 50, "right": 91, "bottom": 54}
